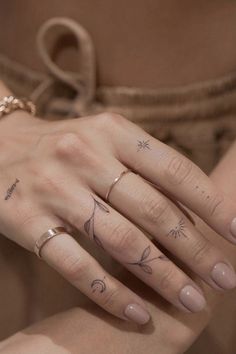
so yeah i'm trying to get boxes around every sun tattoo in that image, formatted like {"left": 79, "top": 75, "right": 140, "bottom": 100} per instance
{"left": 167, "top": 218, "right": 188, "bottom": 239}
{"left": 84, "top": 196, "right": 110, "bottom": 249}
{"left": 137, "top": 139, "right": 151, "bottom": 152}
{"left": 127, "top": 246, "right": 168, "bottom": 274}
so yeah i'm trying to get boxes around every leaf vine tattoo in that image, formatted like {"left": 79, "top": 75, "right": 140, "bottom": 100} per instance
{"left": 127, "top": 246, "right": 168, "bottom": 274}
{"left": 167, "top": 218, "right": 188, "bottom": 238}
{"left": 84, "top": 196, "right": 109, "bottom": 249}
{"left": 91, "top": 276, "right": 106, "bottom": 293}
{"left": 4, "top": 178, "right": 20, "bottom": 200}
{"left": 137, "top": 139, "right": 151, "bottom": 152}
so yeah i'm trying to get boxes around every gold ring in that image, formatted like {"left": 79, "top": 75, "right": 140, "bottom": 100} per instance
{"left": 105, "top": 169, "right": 132, "bottom": 202}
{"left": 34, "top": 226, "right": 67, "bottom": 259}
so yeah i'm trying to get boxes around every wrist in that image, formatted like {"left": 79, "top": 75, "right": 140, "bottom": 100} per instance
{"left": 0, "top": 81, "right": 42, "bottom": 134}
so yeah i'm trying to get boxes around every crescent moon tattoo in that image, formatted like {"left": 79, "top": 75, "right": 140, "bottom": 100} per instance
{"left": 91, "top": 276, "right": 106, "bottom": 293}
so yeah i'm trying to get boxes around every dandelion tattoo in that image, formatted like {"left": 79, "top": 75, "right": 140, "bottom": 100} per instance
{"left": 127, "top": 245, "right": 168, "bottom": 274}
{"left": 91, "top": 276, "right": 106, "bottom": 293}
{"left": 4, "top": 178, "right": 20, "bottom": 200}
{"left": 137, "top": 139, "right": 151, "bottom": 152}
{"left": 167, "top": 218, "right": 188, "bottom": 238}
{"left": 84, "top": 196, "right": 110, "bottom": 249}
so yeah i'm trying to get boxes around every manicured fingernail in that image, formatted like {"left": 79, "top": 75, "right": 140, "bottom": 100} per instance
{"left": 179, "top": 285, "right": 206, "bottom": 312}
{"left": 124, "top": 303, "right": 150, "bottom": 325}
{"left": 211, "top": 262, "right": 236, "bottom": 290}
{"left": 230, "top": 218, "right": 236, "bottom": 238}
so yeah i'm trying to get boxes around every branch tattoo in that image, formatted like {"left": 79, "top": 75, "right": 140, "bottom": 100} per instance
{"left": 127, "top": 245, "right": 168, "bottom": 274}
{"left": 91, "top": 276, "right": 106, "bottom": 293}
{"left": 167, "top": 218, "right": 188, "bottom": 238}
{"left": 4, "top": 178, "right": 20, "bottom": 200}
{"left": 137, "top": 139, "right": 151, "bottom": 152}
{"left": 84, "top": 196, "right": 110, "bottom": 249}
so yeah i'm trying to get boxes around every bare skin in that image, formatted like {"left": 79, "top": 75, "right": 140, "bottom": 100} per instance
{"left": 2, "top": 77, "right": 236, "bottom": 328}
{"left": 1, "top": 141, "right": 236, "bottom": 354}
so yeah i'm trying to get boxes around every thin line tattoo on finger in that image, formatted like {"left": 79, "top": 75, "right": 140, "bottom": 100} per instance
{"left": 137, "top": 139, "right": 151, "bottom": 152}
{"left": 4, "top": 178, "right": 20, "bottom": 200}
{"left": 126, "top": 246, "right": 168, "bottom": 274}
{"left": 167, "top": 218, "right": 188, "bottom": 238}
{"left": 91, "top": 276, "right": 106, "bottom": 293}
{"left": 84, "top": 196, "right": 110, "bottom": 249}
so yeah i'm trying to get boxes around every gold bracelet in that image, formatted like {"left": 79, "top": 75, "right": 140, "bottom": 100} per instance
{"left": 0, "top": 95, "right": 36, "bottom": 118}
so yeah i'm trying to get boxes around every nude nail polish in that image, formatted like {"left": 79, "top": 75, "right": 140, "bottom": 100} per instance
{"left": 179, "top": 285, "right": 206, "bottom": 312}
{"left": 211, "top": 262, "right": 236, "bottom": 290}
{"left": 124, "top": 303, "right": 150, "bottom": 325}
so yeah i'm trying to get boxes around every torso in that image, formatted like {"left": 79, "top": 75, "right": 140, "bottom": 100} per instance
{"left": 1, "top": 0, "right": 236, "bottom": 88}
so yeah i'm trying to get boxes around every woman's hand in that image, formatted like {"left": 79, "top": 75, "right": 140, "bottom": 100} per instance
{"left": 1, "top": 94, "right": 236, "bottom": 324}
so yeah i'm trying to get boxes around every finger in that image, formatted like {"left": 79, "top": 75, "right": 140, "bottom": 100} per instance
{"left": 55, "top": 188, "right": 207, "bottom": 313}
{"left": 22, "top": 216, "right": 151, "bottom": 325}
{"left": 93, "top": 164, "right": 236, "bottom": 291}
{"left": 108, "top": 117, "right": 236, "bottom": 244}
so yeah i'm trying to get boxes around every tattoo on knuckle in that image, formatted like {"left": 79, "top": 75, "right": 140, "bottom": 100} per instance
{"left": 166, "top": 155, "right": 193, "bottom": 185}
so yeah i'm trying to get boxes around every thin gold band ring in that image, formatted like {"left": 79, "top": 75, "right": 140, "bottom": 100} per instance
{"left": 34, "top": 226, "right": 67, "bottom": 259}
{"left": 105, "top": 169, "right": 132, "bottom": 203}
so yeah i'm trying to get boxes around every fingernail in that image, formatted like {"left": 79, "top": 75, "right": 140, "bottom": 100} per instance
{"left": 179, "top": 285, "right": 206, "bottom": 312}
{"left": 211, "top": 262, "right": 236, "bottom": 290}
{"left": 124, "top": 303, "right": 150, "bottom": 325}
{"left": 230, "top": 217, "right": 236, "bottom": 238}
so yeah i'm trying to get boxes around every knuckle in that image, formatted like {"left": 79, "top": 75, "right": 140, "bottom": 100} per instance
{"left": 55, "top": 133, "right": 86, "bottom": 159}
{"left": 101, "top": 287, "right": 120, "bottom": 308}
{"left": 55, "top": 133, "right": 84, "bottom": 156}
{"left": 191, "top": 238, "right": 212, "bottom": 265}
{"left": 96, "top": 112, "right": 127, "bottom": 129}
{"left": 207, "top": 192, "right": 224, "bottom": 217}
{"left": 139, "top": 193, "right": 170, "bottom": 225}
{"left": 108, "top": 224, "right": 137, "bottom": 253}
{"left": 62, "top": 254, "right": 88, "bottom": 283}
{"left": 165, "top": 154, "right": 194, "bottom": 185}
{"left": 54, "top": 132, "right": 99, "bottom": 167}
{"left": 158, "top": 266, "right": 175, "bottom": 291}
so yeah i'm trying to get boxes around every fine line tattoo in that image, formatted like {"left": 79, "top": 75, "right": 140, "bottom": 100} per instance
{"left": 137, "top": 139, "right": 151, "bottom": 152}
{"left": 127, "top": 245, "right": 168, "bottom": 274}
{"left": 167, "top": 218, "right": 188, "bottom": 238}
{"left": 91, "top": 276, "right": 106, "bottom": 293}
{"left": 194, "top": 185, "right": 223, "bottom": 216}
{"left": 4, "top": 178, "right": 20, "bottom": 200}
{"left": 84, "top": 196, "right": 110, "bottom": 249}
